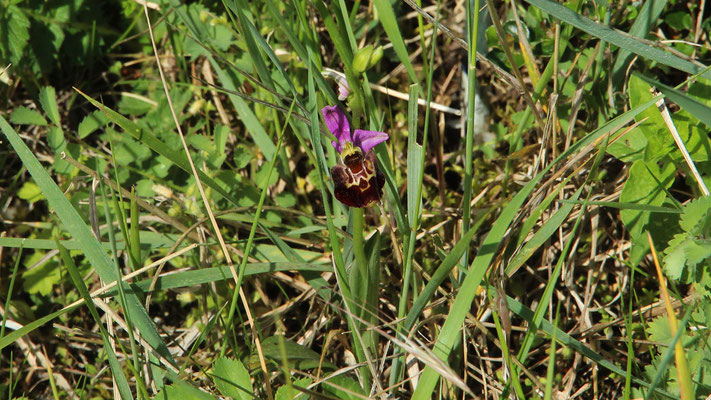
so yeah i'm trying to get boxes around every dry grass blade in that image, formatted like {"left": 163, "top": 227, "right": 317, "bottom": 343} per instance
{"left": 646, "top": 232, "right": 694, "bottom": 400}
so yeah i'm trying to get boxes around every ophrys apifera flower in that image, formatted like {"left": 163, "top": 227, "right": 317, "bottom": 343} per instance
{"left": 322, "top": 106, "right": 388, "bottom": 208}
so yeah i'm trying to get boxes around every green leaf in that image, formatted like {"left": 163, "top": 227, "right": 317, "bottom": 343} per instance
{"left": 322, "top": 375, "right": 364, "bottom": 400}
{"left": 636, "top": 73, "right": 711, "bottom": 131}
{"left": 39, "top": 86, "right": 60, "bottom": 126}
{"left": 253, "top": 335, "right": 335, "bottom": 371}
{"left": 606, "top": 128, "right": 646, "bottom": 163}
{"left": 233, "top": 145, "right": 253, "bottom": 169}
{"left": 46, "top": 126, "right": 66, "bottom": 153}
{"left": 678, "top": 197, "right": 711, "bottom": 234}
{"left": 17, "top": 182, "right": 45, "bottom": 203}
{"left": 4, "top": 6, "right": 30, "bottom": 66}
{"left": 10, "top": 107, "right": 47, "bottom": 126}
{"left": 77, "top": 110, "right": 106, "bottom": 139}
{"left": 212, "top": 357, "right": 252, "bottom": 400}
{"left": 628, "top": 75, "right": 669, "bottom": 161}
{"left": 666, "top": 11, "right": 692, "bottom": 31}
{"left": 22, "top": 252, "right": 61, "bottom": 296}
{"left": 664, "top": 233, "right": 690, "bottom": 279}
{"left": 154, "top": 381, "right": 216, "bottom": 400}
{"left": 274, "top": 378, "right": 312, "bottom": 400}
{"left": 619, "top": 160, "right": 675, "bottom": 235}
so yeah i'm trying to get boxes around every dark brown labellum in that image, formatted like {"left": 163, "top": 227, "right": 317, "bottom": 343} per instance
{"left": 331, "top": 150, "right": 385, "bottom": 208}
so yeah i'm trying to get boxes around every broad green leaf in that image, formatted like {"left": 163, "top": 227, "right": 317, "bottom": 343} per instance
{"left": 213, "top": 357, "right": 252, "bottom": 400}
{"left": 607, "top": 128, "right": 647, "bottom": 163}
{"left": 10, "top": 107, "right": 47, "bottom": 126}
{"left": 17, "top": 182, "right": 45, "bottom": 203}
{"left": 22, "top": 252, "right": 61, "bottom": 296}
{"left": 628, "top": 75, "right": 669, "bottom": 161}
{"left": 233, "top": 145, "right": 253, "bottom": 169}
{"left": 636, "top": 73, "right": 711, "bottom": 130}
{"left": 619, "top": 160, "right": 675, "bottom": 235}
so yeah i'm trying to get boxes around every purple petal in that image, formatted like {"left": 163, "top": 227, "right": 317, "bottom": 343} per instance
{"left": 321, "top": 106, "right": 351, "bottom": 145}
{"left": 331, "top": 140, "right": 342, "bottom": 153}
{"left": 352, "top": 129, "right": 389, "bottom": 153}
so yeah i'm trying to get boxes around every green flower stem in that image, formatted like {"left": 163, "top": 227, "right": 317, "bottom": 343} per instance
{"left": 348, "top": 207, "right": 376, "bottom": 387}
{"left": 352, "top": 207, "right": 368, "bottom": 298}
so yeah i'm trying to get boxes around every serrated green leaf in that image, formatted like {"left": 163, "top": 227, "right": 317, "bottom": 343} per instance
{"left": 274, "top": 378, "right": 312, "bottom": 400}
{"left": 77, "top": 110, "right": 106, "bottom": 139}
{"left": 5, "top": 6, "right": 30, "bottom": 66}
{"left": 233, "top": 145, "right": 253, "bottom": 169}
{"left": 213, "top": 357, "right": 252, "bottom": 400}
{"left": 648, "top": 316, "right": 672, "bottom": 344}
{"left": 663, "top": 234, "right": 692, "bottom": 280}
{"left": 678, "top": 197, "right": 711, "bottom": 234}
{"left": 10, "top": 107, "right": 47, "bottom": 126}
{"left": 46, "top": 126, "right": 66, "bottom": 153}
{"left": 683, "top": 239, "right": 711, "bottom": 266}
{"left": 39, "top": 86, "right": 60, "bottom": 126}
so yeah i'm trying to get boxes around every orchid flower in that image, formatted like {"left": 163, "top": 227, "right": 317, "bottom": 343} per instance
{"left": 321, "top": 106, "right": 388, "bottom": 208}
